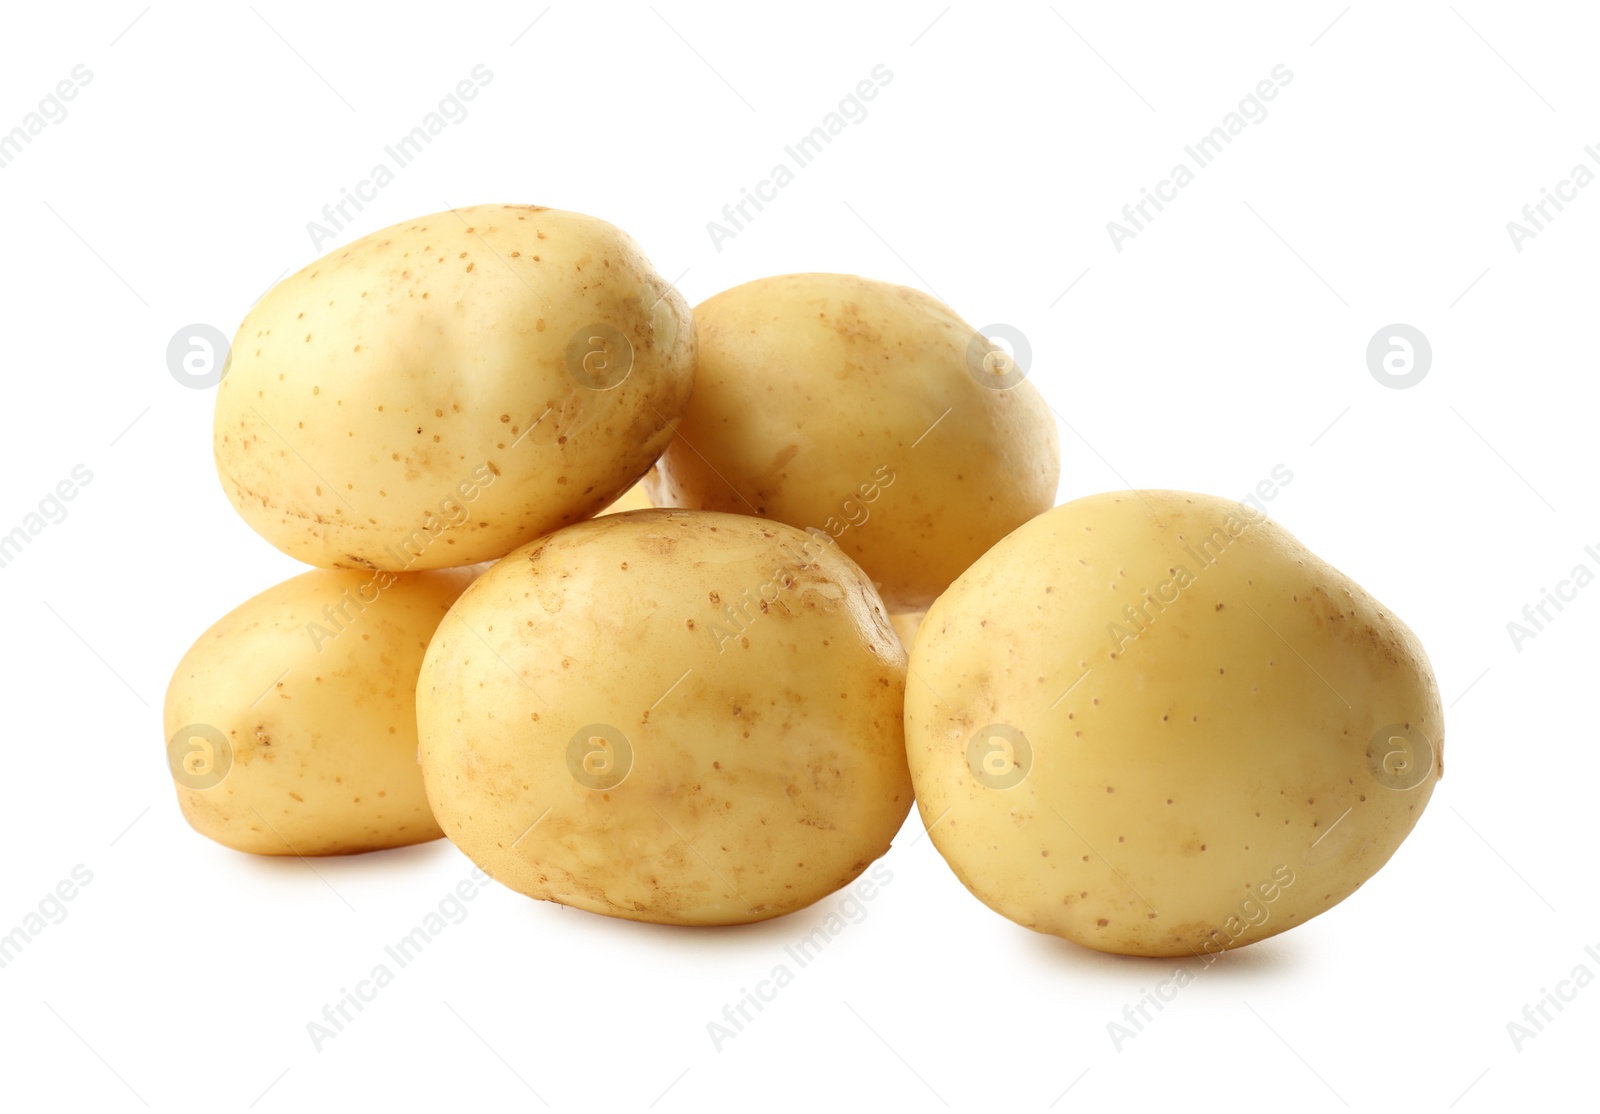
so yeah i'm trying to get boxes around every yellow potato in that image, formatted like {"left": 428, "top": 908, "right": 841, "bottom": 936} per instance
{"left": 646, "top": 274, "right": 1058, "bottom": 611}
{"left": 215, "top": 204, "right": 694, "bottom": 570}
{"left": 905, "top": 491, "right": 1443, "bottom": 957}
{"left": 417, "top": 509, "right": 911, "bottom": 925}
{"left": 164, "top": 566, "right": 479, "bottom": 855}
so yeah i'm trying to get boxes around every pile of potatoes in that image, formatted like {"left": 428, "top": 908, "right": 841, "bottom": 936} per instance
{"left": 165, "top": 204, "right": 1442, "bottom": 956}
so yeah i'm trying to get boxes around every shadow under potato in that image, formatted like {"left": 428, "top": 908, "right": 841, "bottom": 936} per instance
{"left": 498, "top": 883, "right": 863, "bottom": 953}
{"left": 228, "top": 834, "right": 455, "bottom": 880}
{"left": 1021, "top": 922, "right": 1304, "bottom": 980}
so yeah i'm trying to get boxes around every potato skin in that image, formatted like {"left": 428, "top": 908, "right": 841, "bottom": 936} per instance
{"left": 164, "top": 567, "right": 478, "bottom": 855}
{"left": 215, "top": 204, "right": 694, "bottom": 570}
{"left": 645, "top": 274, "right": 1058, "bottom": 611}
{"left": 416, "top": 509, "right": 911, "bottom": 925}
{"left": 905, "top": 491, "right": 1443, "bottom": 957}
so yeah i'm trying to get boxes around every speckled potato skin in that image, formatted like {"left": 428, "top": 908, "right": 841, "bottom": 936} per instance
{"left": 164, "top": 567, "right": 478, "bottom": 855}
{"left": 644, "top": 274, "right": 1058, "bottom": 611}
{"left": 905, "top": 491, "right": 1443, "bottom": 957}
{"left": 416, "top": 509, "right": 912, "bottom": 925}
{"left": 215, "top": 204, "right": 694, "bottom": 570}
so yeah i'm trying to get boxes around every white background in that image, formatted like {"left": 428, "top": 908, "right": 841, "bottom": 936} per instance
{"left": 0, "top": 2, "right": 1592, "bottom": 1110}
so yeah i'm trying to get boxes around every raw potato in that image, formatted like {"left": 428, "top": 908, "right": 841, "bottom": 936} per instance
{"left": 645, "top": 274, "right": 1058, "bottom": 611}
{"left": 417, "top": 509, "right": 911, "bottom": 925}
{"left": 905, "top": 491, "right": 1443, "bottom": 957}
{"left": 164, "top": 566, "right": 479, "bottom": 855}
{"left": 215, "top": 204, "right": 694, "bottom": 571}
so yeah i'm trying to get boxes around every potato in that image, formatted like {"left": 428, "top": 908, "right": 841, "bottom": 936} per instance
{"left": 164, "top": 566, "right": 479, "bottom": 855}
{"left": 215, "top": 204, "right": 694, "bottom": 571}
{"left": 645, "top": 274, "right": 1058, "bottom": 611}
{"left": 416, "top": 509, "right": 911, "bottom": 925}
{"left": 904, "top": 491, "right": 1443, "bottom": 956}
